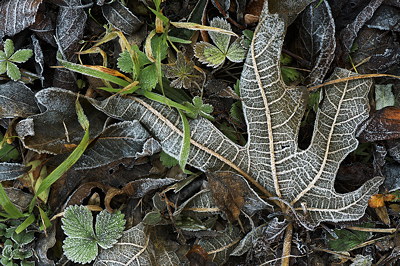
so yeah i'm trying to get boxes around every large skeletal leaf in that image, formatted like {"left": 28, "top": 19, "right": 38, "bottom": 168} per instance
{"left": 91, "top": 3, "right": 383, "bottom": 226}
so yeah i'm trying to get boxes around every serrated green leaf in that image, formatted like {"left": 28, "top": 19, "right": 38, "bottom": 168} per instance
{"left": 185, "top": 96, "right": 214, "bottom": 120}
{"left": 281, "top": 66, "right": 301, "bottom": 84}
{"left": 95, "top": 210, "right": 125, "bottom": 249}
{"left": 194, "top": 42, "right": 225, "bottom": 68}
{"left": 11, "top": 230, "right": 34, "bottom": 246}
{"left": 63, "top": 237, "right": 98, "bottom": 264}
{"left": 4, "top": 40, "right": 14, "bottom": 58}
{"left": 6, "top": 62, "right": 21, "bottom": 81}
{"left": 328, "top": 228, "right": 371, "bottom": 252}
{"left": 226, "top": 38, "right": 246, "bottom": 63}
{"left": 117, "top": 51, "right": 133, "bottom": 74}
{"left": 142, "top": 211, "right": 162, "bottom": 225}
{"left": 8, "top": 49, "right": 33, "bottom": 63}
{"left": 61, "top": 205, "right": 95, "bottom": 238}
{"left": 139, "top": 64, "right": 158, "bottom": 90}
{"left": 159, "top": 151, "right": 179, "bottom": 167}
{"left": 209, "top": 17, "right": 231, "bottom": 53}
{"left": 0, "top": 61, "right": 6, "bottom": 75}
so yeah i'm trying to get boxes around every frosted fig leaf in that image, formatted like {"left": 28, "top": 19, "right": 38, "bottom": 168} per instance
{"left": 90, "top": 2, "right": 383, "bottom": 227}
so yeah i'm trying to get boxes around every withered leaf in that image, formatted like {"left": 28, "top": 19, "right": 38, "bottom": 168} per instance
{"left": 16, "top": 88, "right": 108, "bottom": 154}
{"left": 0, "top": 82, "right": 39, "bottom": 118}
{"left": 357, "top": 107, "right": 400, "bottom": 142}
{"left": 207, "top": 171, "right": 271, "bottom": 221}
{"left": 54, "top": 0, "right": 87, "bottom": 90}
{"left": 91, "top": 1, "right": 383, "bottom": 228}
{"left": 368, "top": 193, "right": 396, "bottom": 208}
{"left": 74, "top": 121, "right": 161, "bottom": 170}
{"left": 102, "top": 1, "right": 143, "bottom": 35}
{"left": 295, "top": 0, "right": 335, "bottom": 86}
{"left": 0, "top": 0, "right": 43, "bottom": 39}
{"left": 0, "top": 163, "right": 28, "bottom": 181}
{"left": 338, "top": 0, "right": 384, "bottom": 61}
{"left": 231, "top": 217, "right": 287, "bottom": 256}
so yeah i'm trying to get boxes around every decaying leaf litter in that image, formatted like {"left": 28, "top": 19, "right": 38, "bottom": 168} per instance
{"left": 0, "top": 0, "right": 400, "bottom": 265}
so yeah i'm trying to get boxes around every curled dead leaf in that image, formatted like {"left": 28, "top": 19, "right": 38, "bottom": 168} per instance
{"left": 368, "top": 193, "right": 396, "bottom": 208}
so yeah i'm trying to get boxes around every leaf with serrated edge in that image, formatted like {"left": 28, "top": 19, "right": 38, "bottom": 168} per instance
{"left": 95, "top": 210, "right": 125, "bottom": 249}
{"left": 194, "top": 42, "right": 225, "bottom": 68}
{"left": 208, "top": 17, "right": 231, "bottom": 54}
{"left": 63, "top": 237, "right": 98, "bottom": 264}
{"left": 9, "top": 49, "right": 33, "bottom": 63}
{"left": 62, "top": 205, "right": 94, "bottom": 238}
{"left": 90, "top": 2, "right": 383, "bottom": 227}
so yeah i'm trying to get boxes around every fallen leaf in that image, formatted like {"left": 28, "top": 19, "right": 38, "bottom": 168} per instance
{"left": 102, "top": 0, "right": 143, "bottom": 35}
{"left": 0, "top": 82, "right": 39, "bottom": 119}
{"left": 0, "top": 163, "right": 28, "bottom": 181}
{"left": 91, "top": 1, "right": 383, "bottom": 228}
{"left": 0, "top": 0, "right": 43, "bottom": 39}
{"left": 357, "top": 107, "right": 400, "bottom": 142}
{"left": 294, "top": 0, "right": 336, "bottom": 86}
{"left": 16, "top": 88, "right": 108, "bottom": 154}
{"left": 368, "top": 193, "right": 397, "bottom": 208}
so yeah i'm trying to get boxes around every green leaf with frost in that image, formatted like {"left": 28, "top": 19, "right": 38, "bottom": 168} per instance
{"left": 8, "top": 49, "right": 33, "bottom": 63}
{"left": 375, "top": 84, "right": 394, "bottom": 110}
{"left": 61, "top": 205, "right": 125, "bottom": 264}
{"left": 6, "top": 62, "right": 21, "bottom": 81}
{"left": 185, "top": 96, "right": 213, "bottom": 120}
{"left": 139, "top": 64, "right": 158, "bottom": 91}
{"left": 281, "top": 66, "right": 301, "bottom": 84}
{"left": 117, "top": 51, "right": 134, "bottom": 74}
{"left": 194, "top": 17, "right": 246, "bottom": 68}
{"left": 4, "top": 39, "right": 14, "bottom": 58}
{"left": 328, "top": 227, "right": 371, "bottom": 252}
{"left": 160, "top": 151, "right": 179, "bottom": 168}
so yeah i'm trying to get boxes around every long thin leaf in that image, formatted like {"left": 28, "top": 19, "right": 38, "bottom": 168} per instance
{"left": 34, "top": 98, "right": 91, "bottom": 197}
{"left": 0, "top": 183, "right": 24, "bottom": 218}
{"left": 140, "top": 91, "right": 192, "bottom": 112}
{"left": 178, "top": 110, "right": 190, "bottom": 170}
{"left": 15, "top": 213, "right": 35, "bottom": 234}
{"left": 57, "top": 53, "right": 130, "bottom": 87}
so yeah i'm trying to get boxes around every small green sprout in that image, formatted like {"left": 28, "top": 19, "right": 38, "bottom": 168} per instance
{"left": 0, "top": 39, "right": 33, "bottom": 81}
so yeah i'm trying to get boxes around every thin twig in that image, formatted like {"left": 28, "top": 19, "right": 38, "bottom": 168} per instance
{"left": 345, "top": 226, "right": 397, "bottom": 234}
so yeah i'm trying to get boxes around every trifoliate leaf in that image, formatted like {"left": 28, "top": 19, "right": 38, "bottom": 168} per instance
{"left": 117, "top": 50, "right": 133, "bottom": 74}
{"left": 226, "top": 38, "right": 246, "bottom": 63}
{"left": 8, "top": 49, "right": 33, "bottom": 63}
{"left": 139, "top": 64, "right": 158, "bottom": 90}
{"left": 4, "top": 39, "right": 14, "bottom": 58}
{"left": 194, "top": 17, "right": 247, "bottom": 68}
{"left": 62, "top": 205, "right": 95, "bottom": 238}
{"left": 208, "top": 17, "right": 231, "bottom": 53}
{"left": 63, "top": 237, "right": 98, "bottom": 264}
{"left": 159, "top": 150, "right": 179, "bottom": 168}
{"left": 195, "top": 42, "right": 225, "bottom": 68}
{"left": 95, "top": 210, "right": 125, "bottom": 249}
{"left": 61, "top": 205, "right": 126, "bottom": 264}
{"left": 6, "top": 62, "right": 21, "bottom": 81}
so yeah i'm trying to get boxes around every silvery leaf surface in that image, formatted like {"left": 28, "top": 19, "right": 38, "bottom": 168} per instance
{"left": 91, "top": 2, "right": 383, "bottom": 227}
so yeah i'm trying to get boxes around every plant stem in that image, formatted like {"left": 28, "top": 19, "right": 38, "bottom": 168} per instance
{"left": 281, "top": 222, "right": 293, "bottom": 266}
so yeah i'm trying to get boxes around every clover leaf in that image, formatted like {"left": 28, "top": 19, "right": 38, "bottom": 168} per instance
{"left": 61, "top": 205, "right": 125, "bottom": 264}
{"left": 185, "top": 96, "right": 213, "bottom": 120}
{"left": 0, "top": 39, "right": 33, "bottom": 81}
{"left": 194, "top": 17, "right": 247, "bottom": 68}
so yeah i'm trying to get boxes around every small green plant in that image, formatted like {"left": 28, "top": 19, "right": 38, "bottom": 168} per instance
{"left": 61, "top": 205, "right": 125, "bottom": 264}
{"left": 194, "top": 17, "right": 247, "bottom": 68}
{"left": 0, "top": 222, "right": 35, "bottom": 266}
{"left": 0, "top": 39, "right": 33, "bottom": 81}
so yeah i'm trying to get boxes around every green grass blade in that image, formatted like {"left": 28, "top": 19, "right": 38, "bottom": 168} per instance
{"left": 15, "top": 213, "right": 35, "bottom": 234}
{"left": 178, "top": 110, "right": 190, "bottom": 170}
{"left": 35, "top": 98, "right": 91, "bottom": 197}
{"left": 141, "top": 90, "right": 192, "bottom": 112}
{"left": 57, "top": 53, "right": 130, "bottom": 87}
{"left": 0, "top": 183, "right": 24, "bottom": 218}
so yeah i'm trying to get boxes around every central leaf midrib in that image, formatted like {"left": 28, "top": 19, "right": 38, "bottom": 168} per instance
{"left": 291, "top": 80, "right": 349, "bottom": 205}
{"left": 250, "top": 28, "right": 280, "bottom": 198}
